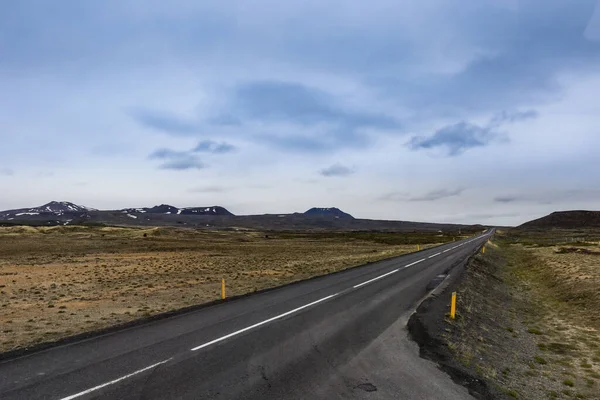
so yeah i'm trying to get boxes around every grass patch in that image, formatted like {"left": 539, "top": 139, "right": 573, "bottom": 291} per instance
{"left": 546, "top": 342, "right": 579, "bottom": 355}
{"left": 534, "top": 356, "right": 548, "bottom": 365}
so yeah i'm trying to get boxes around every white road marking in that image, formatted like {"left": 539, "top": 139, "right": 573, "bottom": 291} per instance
{"left": 442, "top": 249, "right": 451, "bottom": 253}
{"left": 401, "top": 258, "right": 426, "bottom": 269}
{"left": 59, "top": 358, "right": 172, "bottom": 400}
{"left": 191, "top": 294, "right": 338, "bottom": 351}
{"left": 428, "top": 252, "right": 441, "bottom": 259}
{"left": 353, "top": 268, "right": 399, "bottom": 289}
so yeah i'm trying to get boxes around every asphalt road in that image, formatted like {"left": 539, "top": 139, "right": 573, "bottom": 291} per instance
{"left": 0, "top": 231, "right": 493, "bottom": 399}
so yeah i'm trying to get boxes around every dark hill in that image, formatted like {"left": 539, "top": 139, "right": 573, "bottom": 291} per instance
{"left": 304, "top": 207, "right": 353, "bottom": 219}
{"left": 518, "top": 210, "right": 600, "bottom": 229}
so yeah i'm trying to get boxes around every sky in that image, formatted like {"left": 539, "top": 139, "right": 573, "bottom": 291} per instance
{"left": 1, "top": 0, "right": 600, "bottom": 226}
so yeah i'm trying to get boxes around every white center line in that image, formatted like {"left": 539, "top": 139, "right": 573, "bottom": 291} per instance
{"left": 428, "top": 252, "right": 441, "bottom": 259}
{"left": 442, "top": 249, "right": 451, "bottom": 253}
{"left": 353, "top": 268, "right": 399, "bottom": 289}
{"left": 59, "top": 358, "right": 173, "bottom": 400}
{"left": 401, "top": 258, "right": 426, "bottom": 269}
{"left": 191, "top": 294, "right": 338, "bottom": 351}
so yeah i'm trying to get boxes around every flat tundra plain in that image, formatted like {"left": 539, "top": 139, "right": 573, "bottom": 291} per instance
{"left": 0, "top": 226, "right": 453, "bottom": 354}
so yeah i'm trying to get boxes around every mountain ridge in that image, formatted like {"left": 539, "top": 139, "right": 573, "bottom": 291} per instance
{"left": 0, "top": 201, "right": 485, "bottom": 233}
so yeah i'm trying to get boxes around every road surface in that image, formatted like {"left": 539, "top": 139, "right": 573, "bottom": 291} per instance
{"left": 0, "top": 231, "right": 493, "bottom": 399}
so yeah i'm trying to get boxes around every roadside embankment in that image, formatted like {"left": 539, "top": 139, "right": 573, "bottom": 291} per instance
{"left": 409, "top": 234, "right": 600, "bottom": 400}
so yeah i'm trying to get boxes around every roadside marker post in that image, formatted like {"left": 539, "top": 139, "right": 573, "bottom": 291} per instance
{"left": 221, "top": 279, "right": 226, "bottom": 300}
{"left": 450, "top": 292, "right": 457, "bottom": 319}
{"left": 482, "top": 246, "right": 486, "bottom": 254}
{"left": 417, "top": 244, "right": 421, "bottom": 251}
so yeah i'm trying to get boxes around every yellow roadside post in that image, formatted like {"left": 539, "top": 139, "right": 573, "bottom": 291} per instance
{"left": 221, "top": 279, "right": 226, "bottom": 299}
{"left": 417, "top": 244, "right": 421, "bottom": 251}
{"left": 482, "top": 246, "right": 486, "bottom": 254}
{"left": 450, "top": 292, "right": 457, "bottom": 319}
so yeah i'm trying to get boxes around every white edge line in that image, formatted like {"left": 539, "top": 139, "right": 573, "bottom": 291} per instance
{"left": 191, "top": 293, "right": 337, "bottom": 351}
{"left": 59, "top": 358, "right": 173, "bottom": 400}
{"left": 353, "top": 268, "right": 399, "bottom": 289}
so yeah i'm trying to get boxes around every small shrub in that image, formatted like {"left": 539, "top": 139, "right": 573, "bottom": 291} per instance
{"left": 563, "top": 379, "right": 575, "bottom": 387}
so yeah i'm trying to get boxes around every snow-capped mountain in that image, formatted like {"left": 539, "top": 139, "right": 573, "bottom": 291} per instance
{"left": 304, "top": 207, "right": 354, "bottom": 219}
{"left": 0, "top": 201, "right": 93, "bottom": 220}
{"left": 119, "top": 205, "right": 233, "bottom": 216}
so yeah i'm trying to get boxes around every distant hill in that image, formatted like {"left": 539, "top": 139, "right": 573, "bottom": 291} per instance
{"left": 518, "top": 211, "right": 600, "bottom": 229}
{"left": 0, "top": 201, "right": 93, "bottom": 221}
{"left": 120, "top": 205, "right": 233, "bottom": 216}
{"left": 304, "top": 207, "right": 354, "bottom": 219}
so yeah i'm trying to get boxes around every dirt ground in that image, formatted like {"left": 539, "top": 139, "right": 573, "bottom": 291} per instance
{"left": 410, "top": 231, "right": 600, "bottom": 399}
{"left": 0, "top": 225, "right": 451, "bottom": 354}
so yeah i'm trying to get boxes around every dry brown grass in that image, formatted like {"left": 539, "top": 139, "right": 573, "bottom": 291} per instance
{"left": 0, "top": 226, "right": 446, "bottom": 353}
{"left": 503, "top": 239, "right": 600, "bottom": 399}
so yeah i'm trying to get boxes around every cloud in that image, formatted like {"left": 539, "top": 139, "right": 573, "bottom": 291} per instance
{"left": 192, "top": 140, "right": 236, "bottom": 154}
{"left": 0, "top": 168, "right": 14, "bottom": 176}
{"left": 372, "top": 2, "right": 600, "bottom": 117}
{"left": 493, "top": 189, "right": 600, "bottom": 205}
{"left": 148, "top": 149, "right": 205, "bottom": 170}
{"left": 227, "top": 81, "right": 400, "bottom": 130}
{"left": 408, "top": 122, "right": 496, "bottom": 156}
{"left": 381, "top": 188, "right": 464, "bottom": 202}
{"left": 409, "top": 188, "right": 465, "bottom": 201}
{"left": 188, "top": 185, "right": 228, "bottom": 193}
{"left": 494, "top": 196, "right": 520, "bottom": 203}
{"left": 320, "top": 163, "right": 354, "bottom": 177}
{"left": 408, "top": 108, "right": 538, "bottom": 156}
{"left": 132, "top": 110, "right": 201, "bottom": 135}
{"left": 490, "top": 109, "right": 539, "bottom": 126}
{"left": 378, "top": 192, "right": 409, "bottom": 202}
{"left": 130, "top": 81, "right": 399, "bottom": 153}
{"left": 149, "top": 140, "right": 233, "bottom": 170}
